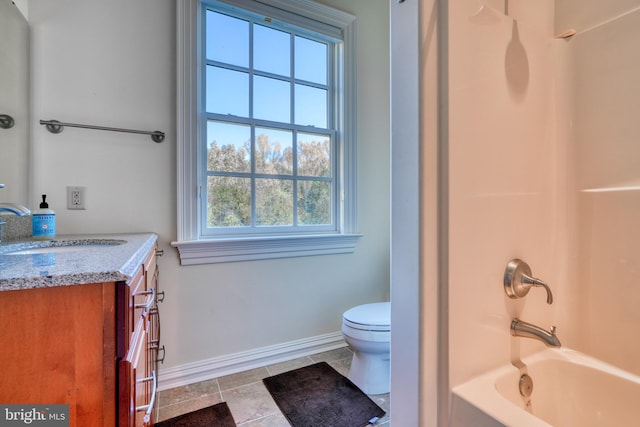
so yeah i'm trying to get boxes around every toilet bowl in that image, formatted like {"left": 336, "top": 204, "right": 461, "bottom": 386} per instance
{"left": 341, "top": 302, "right": 390, "bottom": 395}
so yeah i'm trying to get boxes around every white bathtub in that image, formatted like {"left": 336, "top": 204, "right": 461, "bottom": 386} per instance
{"left": 451, "top": 348, "right": 640, "bottom": 427}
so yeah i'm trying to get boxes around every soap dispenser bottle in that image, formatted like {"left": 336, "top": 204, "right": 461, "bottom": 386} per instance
{"left": 32, "top": 194, "right": 56, "bottom": 240}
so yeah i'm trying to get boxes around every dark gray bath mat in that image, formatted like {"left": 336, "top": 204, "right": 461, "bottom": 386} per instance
{"left": 263, "top": 361, "right": 385, "bottom": 427}
{"left": 155, "top": 401, "right": 236, "bottom": 427}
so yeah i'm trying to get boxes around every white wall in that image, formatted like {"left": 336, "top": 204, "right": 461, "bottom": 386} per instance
{"left": 29, "top": 0, "right": 389, "bottom": 385}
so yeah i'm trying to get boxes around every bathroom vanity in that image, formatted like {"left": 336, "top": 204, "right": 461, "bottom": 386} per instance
{"left": 0, "top": 233, "right": 161, "bottom": 427}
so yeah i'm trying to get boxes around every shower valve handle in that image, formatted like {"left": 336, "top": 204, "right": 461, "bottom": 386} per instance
{"left": 504, "top": 259, "right": 554, "bottom": 304}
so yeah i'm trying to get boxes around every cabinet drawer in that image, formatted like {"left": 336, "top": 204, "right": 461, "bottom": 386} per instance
{"left": 143, "top": 247, "right": 156, "bottom": 284}
{"left": 117, "top": 264, "right": 151, "bottom": 360}
{"left": 132, "top": 287, "right": 155, "bottom": 332}
{"left": 129, "top": 267, "right": 146, "bottom": 333}
{"left": 118, "top": 243, "right": 161, "bottom": 427}
{"left": 137, "top": 245, "right": 158, "bottom": 332}
{"left": 129, "top": 245, "right": 158, "bottom": 336}
{"left": 119, "top": 317, "right": 156, "bottom": 427}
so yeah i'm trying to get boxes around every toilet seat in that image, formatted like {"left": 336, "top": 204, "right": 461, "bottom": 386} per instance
{"left": 342, "top": 302, "right": 390, "bottom": 332}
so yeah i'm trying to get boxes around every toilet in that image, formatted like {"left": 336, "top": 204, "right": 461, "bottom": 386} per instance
{"left": 341, "top": 302, "right": 390, "bottom": 395}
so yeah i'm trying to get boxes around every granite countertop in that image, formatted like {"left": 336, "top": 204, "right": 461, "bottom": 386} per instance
{"left": 0, "top": 233, "right": 158, "bottom": 291}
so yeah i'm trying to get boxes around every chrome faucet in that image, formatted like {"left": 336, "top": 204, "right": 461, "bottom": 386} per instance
{"left": 511, "top": 318, "right": 561, "bottom": 348}
{"left": 0, "top": 184, "right": 31, "bottom": 216}
{"left": 0, "top": 184, "right": 32, "bottom": 243}
{"left": 0, "top": 202, "right": 31, "bottom": 216}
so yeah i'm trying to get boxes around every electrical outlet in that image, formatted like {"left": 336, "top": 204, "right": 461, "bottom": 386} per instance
{"left": 67, "top": 186, "right": 87, "bottom": 210}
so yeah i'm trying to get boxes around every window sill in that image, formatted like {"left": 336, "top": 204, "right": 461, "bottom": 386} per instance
{"left": 171, "top": 234, "right": 363, "bottom": 265}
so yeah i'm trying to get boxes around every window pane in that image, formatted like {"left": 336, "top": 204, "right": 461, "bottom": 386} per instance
{"left": 196, "top": 3, "right": 341, "bottom": 237}
{"left": 256, "top": 178, "right": 293, "bottom": 226}
{"left": 207, "top": 176, "right": 251, "bottom": 227}
{"left": 255, "top": 128, "right": 293, "bottom": 175}
{"left": 206, "top": 11, "right": 249, "bottom": 67}
{"left": 295, "top": 84, "right": 326, "bottom": 127}
{"left": 297, "top": 133, "right": 331, "bottom": 177}
{"left": 207, "top": 121, "right": 251, "bottom": 173}
{"left": 295, "top": 36, "right": 327, "bottom": 84}
{"left": 254, "top": 76, "right": 290, "bottom": 123}
{"left": 298, "top": 180, "right": 331, "bottom": 225}
{"left": 207, "top": 66, "right": 249, "bottom": 116}
{"left": 254, "top": 25, "right": 290, "bottom": 77}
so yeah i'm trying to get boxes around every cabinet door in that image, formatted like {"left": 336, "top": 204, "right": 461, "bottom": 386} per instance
{"left": 0, "top": 283, "right": 117, "bottom": 427}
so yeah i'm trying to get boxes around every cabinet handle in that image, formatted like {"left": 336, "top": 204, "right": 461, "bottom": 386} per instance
{"left": 156, "top": 290, "right": 165, "bottom": 304}
{"left": 155, "top": 249, "right": 164, "bottom": 257}
{"left": 152, "top": 345, "right": 166, "bottom": 364}
{"left": 149, "top": 306, "right": 163, "bottom": 364}
{"left": 134, "top": 287, "right": 156, "bottom": 311}
{"left": 136, "top": 370, "right": 157, "bottom": 426}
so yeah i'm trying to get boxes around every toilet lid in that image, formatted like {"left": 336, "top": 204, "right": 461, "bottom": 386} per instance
{"left": 343, "top": 302, "right": 390, "bottom": 329}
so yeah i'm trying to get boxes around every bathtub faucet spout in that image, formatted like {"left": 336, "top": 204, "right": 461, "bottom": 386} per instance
{"left": 511, "top": 318, "right": 561, "bottom": 348}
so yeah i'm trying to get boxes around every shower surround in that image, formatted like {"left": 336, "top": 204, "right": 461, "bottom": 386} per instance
{"left": 447, "top": 0, "right": 640, "bottom": 394}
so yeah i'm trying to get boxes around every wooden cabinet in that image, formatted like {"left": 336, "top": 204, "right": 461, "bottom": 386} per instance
{"left": 118, "top": 245, "right": 161, "bottom": 427}
{"left": 0, "top": 243, "right": 161, "bottom": 427}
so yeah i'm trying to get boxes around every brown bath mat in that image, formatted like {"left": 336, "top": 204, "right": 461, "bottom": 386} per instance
{"left": 263, "top": 361, "right": 385, "bottom": 427}
{"left": 155, "top": 401, "right": 236, "bottom": 427}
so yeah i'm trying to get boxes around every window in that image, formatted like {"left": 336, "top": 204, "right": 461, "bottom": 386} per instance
{"left": 174, "top": 0, "right": 360, "bottom": 265}
{"left": 204, "top": 8, "right": 334, "bottom": 234}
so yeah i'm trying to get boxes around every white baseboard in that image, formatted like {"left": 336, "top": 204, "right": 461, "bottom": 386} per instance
{"left": 158, "top": 331, "right": 347, "bottom": 391}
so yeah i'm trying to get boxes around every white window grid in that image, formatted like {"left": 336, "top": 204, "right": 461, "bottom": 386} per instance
{"left": 201, "top": 3, "right": 339, "bottom": 237}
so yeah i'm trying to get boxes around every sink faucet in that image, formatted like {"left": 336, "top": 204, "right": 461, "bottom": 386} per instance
{"left": 0, "top": 185, "right": 32, "bottom": 242}
{"left": 511, "top": 318, "right": 561, "bottom": 348}
{"left": 0, "top": 184, "right": 31, "bottom": 216}
{"left": 0, "top": 203, "right": 31, "bottom": 243}
{"left": 0, "top": 202, "right": 31, "bottom": 216}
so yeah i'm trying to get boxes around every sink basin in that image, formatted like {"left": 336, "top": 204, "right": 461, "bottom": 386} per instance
{"left": 1, "top": 239, "right": 127, "bottom": 256}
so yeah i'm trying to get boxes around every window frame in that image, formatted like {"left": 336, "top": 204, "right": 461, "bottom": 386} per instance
{"left": 174, "top": 0, "right": 360, "bottom": 265}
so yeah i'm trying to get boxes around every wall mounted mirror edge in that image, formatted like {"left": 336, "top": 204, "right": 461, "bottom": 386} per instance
{"left": 0, "top": 0, "right": 31, "bottom": 207}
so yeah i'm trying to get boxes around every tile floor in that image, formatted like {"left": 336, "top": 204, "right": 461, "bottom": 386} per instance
{"left": 157, "top": 346, "right": 391, "bottom": 426}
